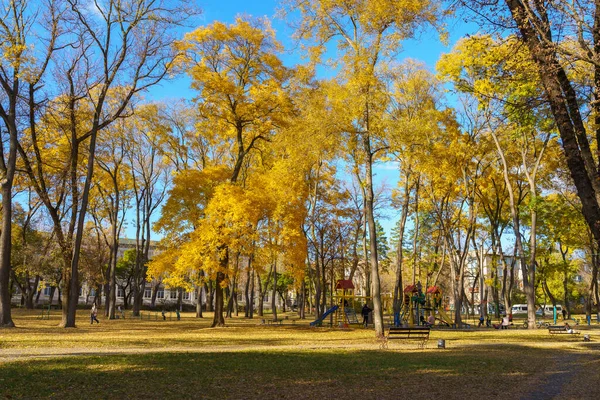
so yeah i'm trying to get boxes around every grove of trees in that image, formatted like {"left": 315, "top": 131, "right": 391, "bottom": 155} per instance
{"left": 1, "top": 0, "right": 600, "bottom": 337}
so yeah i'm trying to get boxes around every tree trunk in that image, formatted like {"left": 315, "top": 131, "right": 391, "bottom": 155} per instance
{"left": 412, "top": 176, "right": 420, "bottom": 284}
{"left": 132, "top": 280, "right": 140, "bottom": 315}
{"left": 0, "top": 156, "right": 16, "bottom": 327}
{"left": 102, "top": 283, "right": 109, "bottom": 316}
{"left": 363, "top": 135, "right": 384, "bottom": 337}
{"left": 150, "top": 283, "right": 159, "bottom": 309}
{"left": 299, "top": 279, "right": 306, "bottom": 319}
{"left": 249, "top": 269, "right": 255, "bottom": 319}
{"left": 48, "top": 286, "right": 56, "bottom": 306}
{"left": 257, "top": 269, "right": 270, "bottom": 317}
{"left": 207, "top": 280, "right": 214, "bottom": 312}
{"left": 109, "top": 239, "right": 118, "bottom": 320}
{"left": 35, "top": 286, "right": 42, "bottom": 306}
{"left": 559, "top": 246, "right": 572, "bottom": 318}
{"left": 211, "top": 245, "right": 228, "bottom": 327}
{"left": 393, "top": 177, "right": 410, "bottom": 317}
{"left": 226, "top": 283, "right": 234, "bottom": 318}
{"left": 362, "top": 216, "right": 370, "bottom": 298}
{"left": 196, "top": 285, "right": 203, "bottom": 318}
{"left": 271, "top": 262, "right": 278, "bottom": 321}
{"left": 124, "top": 288, "right": 131, "bottom": 310}
{"left": 313, "top": 259, "right": 322, "bottom": 319}
{"left": 320, "top": 256, "right": 327, "bottom": 316}
{"left": 25, "top": 276, "right": 40, "bottom": 310}
{"left": 234, "top": 285, "right": 239, "bottom": 317}
{"left": 0, "top": 90, "right": 19, "bottom": 327}
{"left": 211, "top": 272, "right": 226, "bottom": 327}
{"left": 226, "top": 255, "right": 239, "bottom": 318}
{"left": 244, "top": 262, "right": 251, "bottom": 318}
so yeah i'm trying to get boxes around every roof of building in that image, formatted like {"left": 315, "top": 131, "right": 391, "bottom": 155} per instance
{"left": 118, "top": 238, "right": 160, "bottom": 247}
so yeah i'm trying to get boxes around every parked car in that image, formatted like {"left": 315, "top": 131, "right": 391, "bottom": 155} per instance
{"left": 511, "top": 304, "right": 529, "bottom": 314}
{"left": 536, "top": 304, "right": 563, "bottom": 316}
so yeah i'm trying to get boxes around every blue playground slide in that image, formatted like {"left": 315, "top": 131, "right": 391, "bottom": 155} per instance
{"left": 309, "top": 305, "right": 339, "bottom": 327}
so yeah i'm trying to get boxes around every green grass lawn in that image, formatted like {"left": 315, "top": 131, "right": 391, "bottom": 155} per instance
{"left": 1, "top": 309, "right": 599, "bottom": 399}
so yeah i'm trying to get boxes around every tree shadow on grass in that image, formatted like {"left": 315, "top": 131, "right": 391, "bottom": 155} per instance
{"left": 2, "top": 344, "right": 597, "bottom": 399}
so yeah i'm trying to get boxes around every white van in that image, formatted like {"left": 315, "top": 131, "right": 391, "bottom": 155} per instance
{"left": 536, "top": 304, "right": 563, "bottom": 316}
{"left": 511, "top": 304, "right": 528, "bottom": 314}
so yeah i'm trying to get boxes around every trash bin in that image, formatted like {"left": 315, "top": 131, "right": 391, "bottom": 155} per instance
{"left": 438, "top": 339, "right": 446, "bottom": 349}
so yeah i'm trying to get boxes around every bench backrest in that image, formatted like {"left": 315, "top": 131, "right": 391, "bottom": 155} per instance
{"left": 389, "top": 327, "right": 430, "bottom": 332}
{"left": 388, "top": 327, "right": 430, "bottom": 337}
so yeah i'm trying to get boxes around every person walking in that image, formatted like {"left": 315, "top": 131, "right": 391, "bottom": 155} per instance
{"left": 90, "top": 304, "right": 100, "bottom": 324}
{"left": 361, "top": 304, "right": 372, "bottom": 327}
{"left": 478, "top": 314, "right": 485, "bottom": 328}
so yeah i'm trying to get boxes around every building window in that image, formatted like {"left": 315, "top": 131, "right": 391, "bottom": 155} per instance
{"left": 157, "top": 290, "right": 164, "bottom": 299}
{"left": 573, "top": 275, "right": 583, "bottom": 283}
{"left": 170, "top": 290, "right": 177, "bottom": 299}
{"left": 43, "top": 286, "right": 51, "bottom": 296}
{"left": 183, "top": 292, "right": 190, "bottom": 300}
{"left": 90, "top": 289, "right": 96, "bottom": 297}
{"left": 144, "top": 289, "right": 151, "bottom": 298}
{"left": 118, "top": 288, "right": 124, "bottom": 298}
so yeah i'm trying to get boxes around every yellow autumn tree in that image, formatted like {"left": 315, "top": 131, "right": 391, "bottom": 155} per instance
{"left": 174, "top": 17, "right": 294, "bottom": 326}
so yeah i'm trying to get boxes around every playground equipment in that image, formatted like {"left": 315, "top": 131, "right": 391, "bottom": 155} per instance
{"left": 425, "top": 286, "right": 453, "bottom": 326}
{"left": 309, "top": 305, "right": 338, "bottom": 327}
{"left": 393, "top": 284, "right": 454, "bottom": 327}
{"left": 310, "top": 280, "right": 360, "bottom": 327}
{"left": 401, "top": 284, "right": 426, "bottom": 326}
{"left": 310, "top": 279, "right": 395, "bottom": 328}
{"left": 334, "top": 279, "right": 360, "bottom": 326}
{"left": 311, "top": 279, "right": 385, "bottom": 327}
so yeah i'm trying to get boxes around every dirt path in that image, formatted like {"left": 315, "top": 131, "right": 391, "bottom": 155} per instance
{"left": 520, "top": 351, "right": 588, "bottom": 400}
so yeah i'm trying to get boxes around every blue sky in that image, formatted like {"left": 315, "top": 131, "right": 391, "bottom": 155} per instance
{"left": 140, "top": 0, "right": 479, "bottom": 241}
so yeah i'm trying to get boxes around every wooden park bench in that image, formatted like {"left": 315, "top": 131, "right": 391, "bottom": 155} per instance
{"left": 548, "top": 325, "right": 580, "bottom": 335}
{"left": 381, "top": 327, "right": 431, "bottom": 349}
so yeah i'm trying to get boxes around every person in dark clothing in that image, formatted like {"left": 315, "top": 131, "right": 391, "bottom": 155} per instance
{"left": 361, "top": 304, "right": 372, "bottom": 327}
{"left": 562, "top": 308, "right": 567, "bottom": 320}
{"left": 478, "top": 314, "right": 485, "bottom": 327}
